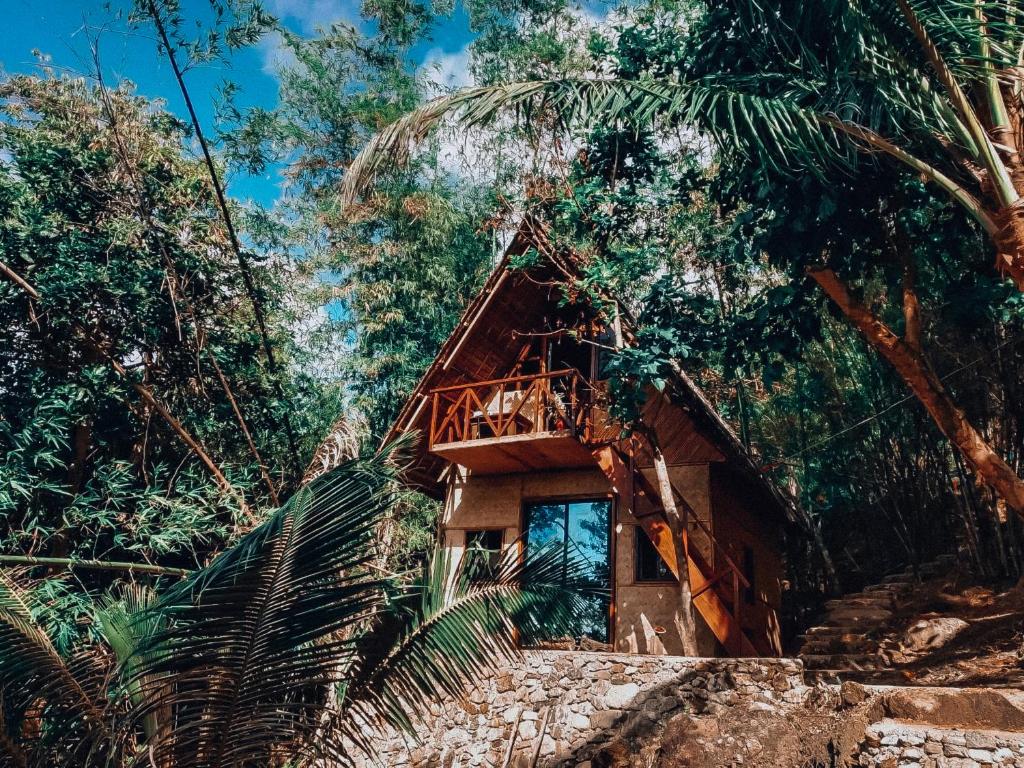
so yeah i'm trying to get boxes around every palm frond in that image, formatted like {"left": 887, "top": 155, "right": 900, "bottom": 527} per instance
{"left": 329, "top": 541, "right": 601, "bottom": 762}
{"left": 0, "top": 572, "right": 111, "bottom": 768}
{"left": 339, "top": 77, "right": 992, "bottom": 229}
{"left": 95, "top": 585, "right": 164, "bottom": 741}
{"left": 117, "top": 444, "right": 406, "bottom": 768}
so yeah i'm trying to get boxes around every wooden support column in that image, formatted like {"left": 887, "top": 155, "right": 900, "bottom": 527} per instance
{"left": 650, "top": 438, "right": 700, "bottom": 656}
{"left": 594, "top": 443, "right": 760, "bottom": 657}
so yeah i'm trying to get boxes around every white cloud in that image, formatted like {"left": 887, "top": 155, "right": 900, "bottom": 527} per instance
{"left": 415, "top": 43, "right": 481, "bottom": 178}
{"left": 419, "top": 44, "right": 473, "bottom": 93}
{"left": 260, "top": 0, "right": 362, "bottom": 76}
{"left": 258, "top": 30, "right": 297, "bottom": 75}
{"left": 268, "top": 0, "right": 353, "bottom": 32}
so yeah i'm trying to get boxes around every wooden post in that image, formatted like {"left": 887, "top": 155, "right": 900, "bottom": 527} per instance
{"left": 648, "top": 434, "right": 699, "bottom": 656}
{"left": 429, "top": 392, "right": 439, "bottom": 448}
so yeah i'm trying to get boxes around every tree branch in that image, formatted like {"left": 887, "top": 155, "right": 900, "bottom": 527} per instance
{"left": 144, "top": 0, "right": 303, "bottom": 477}
{"left": 807, "top": 265, "right": 1024, "bottom": 514}
{"left": 0, "top": 555, "right": 190, "bottom": 578}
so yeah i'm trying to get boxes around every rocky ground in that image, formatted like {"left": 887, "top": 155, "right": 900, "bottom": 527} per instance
{"left": 800, "top": 562, "right": 1024, "bottom": 687}
{"left": 874, "top": 576, "right": 1024, "bottom": 687}
{"left": 586, "top": 682, "right": 1024, "bottom": 768}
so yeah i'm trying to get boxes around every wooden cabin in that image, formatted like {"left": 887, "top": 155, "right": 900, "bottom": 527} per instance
{"left": 387, "top": 244, "right": 799, "bottom": 657}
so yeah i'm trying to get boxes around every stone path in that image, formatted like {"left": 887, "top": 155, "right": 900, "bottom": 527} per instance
{"left": 799, "top": 555, "right": 958, "bottom": 673}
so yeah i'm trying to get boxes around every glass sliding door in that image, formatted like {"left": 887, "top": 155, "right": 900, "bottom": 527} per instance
{"left": 523, "top": 498, "right": 612, "bottom": 644}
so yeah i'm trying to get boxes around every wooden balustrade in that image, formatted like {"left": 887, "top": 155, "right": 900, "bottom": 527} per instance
{"left": 428, "top": 369, "right": 592, "bottom": 449}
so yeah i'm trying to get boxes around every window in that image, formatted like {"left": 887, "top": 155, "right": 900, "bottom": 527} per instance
{"left": 635, "top": 529, "right": 674, "bottom": 582}
{"left": 464, "top": 529, "right": 504, "bottom": 573}
{"left": 743, "top": 546, "right": 756, "bottom": 605}
{"left": 523, "top": 499, "right": 612, "bottom": 643}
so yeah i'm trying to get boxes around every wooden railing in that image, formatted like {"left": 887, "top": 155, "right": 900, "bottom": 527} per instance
{"left": 627, "top": 457, "right": 761, "bottom": 655}
{"left": 428, "top": 369, "right": 591, "bottom": 448}
{"left": 661, "top": 472, "right": 752, "bottom": 621}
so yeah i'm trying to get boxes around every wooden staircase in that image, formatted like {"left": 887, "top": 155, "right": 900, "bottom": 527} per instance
{"left": 594, "top": 444, "right": 765, "bottom": 657}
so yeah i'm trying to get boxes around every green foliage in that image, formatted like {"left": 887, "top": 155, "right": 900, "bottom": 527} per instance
{"left": 339, "top": 0, "right": 1024, "bottom": 592}
{"left": 0, "top": 73, "right": 331, "bottom": 646}
{"left": 0, "top": 451, "right": 594, "bottom": 768}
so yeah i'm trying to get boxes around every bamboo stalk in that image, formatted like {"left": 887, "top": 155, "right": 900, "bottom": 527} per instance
{"left": 0, "top": 259, "right": 235, "bottom": 496}
{"left": 206, "top": 349, "right": 280, "bottom": 504}
{"left": 0, "top": 555, "right": 189, "bottom": 578}
{"left": 143, "top": 0, "right": 303, "bottom": 477}
{"left": 88, "top": 49, "right": 276, "bottom": 505}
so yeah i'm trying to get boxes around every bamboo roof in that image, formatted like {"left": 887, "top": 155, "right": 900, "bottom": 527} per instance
{"left": 384, "top": 231, "right": 803, "bottom": 529}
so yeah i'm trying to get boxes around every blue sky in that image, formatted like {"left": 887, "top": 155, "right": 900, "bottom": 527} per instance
{"left": 2, "top": 0, "right": 475, "bottom": 206}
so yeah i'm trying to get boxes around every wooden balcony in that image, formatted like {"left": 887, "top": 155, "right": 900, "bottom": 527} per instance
{"left": 427, "top": 369, "right": 599, "bottom": 474}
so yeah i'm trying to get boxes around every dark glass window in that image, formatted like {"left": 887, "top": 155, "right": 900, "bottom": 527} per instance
{"left": 523, "top": 499, "right": 611, "bottom": 643}
{"left": 635, "top": 529, "right": 674, "bottom": 582}
{"left": 465, "top": 529, "right": 504, "bottom": 573}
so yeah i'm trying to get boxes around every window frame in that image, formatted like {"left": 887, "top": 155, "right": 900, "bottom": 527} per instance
{"left": 633, "top": 524, "right": 676, "bottom": 584}
{"left": 519, "top": 494, "right": 615, "bottom": 645}
{"left": 462, "top": 528, "right": 505, "bottom": 572}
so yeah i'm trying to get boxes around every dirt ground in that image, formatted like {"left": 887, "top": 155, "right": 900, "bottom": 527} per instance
{"left": 867, "top": 572, "right": 1024, "bottom": 687}
{"left": 580, "top": 571, "right": 1024, "bottom": 768}
{"left": 586, "top": 686, "right": 884, "bottom": 768}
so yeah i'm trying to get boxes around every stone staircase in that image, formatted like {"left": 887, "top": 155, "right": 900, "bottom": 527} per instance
{"left": 855, "top": 686, "right": 1024, "bottom": 768}
{"left": 798, "top": 555, "right": 958, "bottom": 673}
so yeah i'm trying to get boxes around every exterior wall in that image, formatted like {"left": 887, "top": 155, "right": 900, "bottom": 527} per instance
{"left": 350, "top": 651, "right": 808, "bottom": 768}
{"left": 616, "top": 464, "right": 718, "bottom": 656}
{"left": 442, "top": 464, "right": 721, "bottom": 656}
{"left": 441, "top": 465, "right": 612, "bottom": 558}
{"left": 708, "top": 464, "right": 786, "bottom": 654}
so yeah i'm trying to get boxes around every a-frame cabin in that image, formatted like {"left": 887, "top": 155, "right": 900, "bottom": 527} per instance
{"left": 387, "top": 240, "right": 799, "bottom": 657}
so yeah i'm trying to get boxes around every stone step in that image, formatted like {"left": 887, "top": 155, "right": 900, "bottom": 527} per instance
{"left": 882, "top": 573, "right": 916, "bottom": 584}
{"left": 824, "top": 619, "right": 888, "bottom": 633}
{"left": 824, "top": 596, "right": 895, "bottom": 611}
{"left": 799, "top": 625, "right": 871, "bottom": 639}
{"left": 862, "top": 583, "right": 912, "bottom": 594}
{"left": 800, "top": 634, "right": 878, "bottom": 653}
{"left": 800, "top": 653, "right": 885, "bottom": 671}
{"left": 826, "top": 607, "right": 893, "bottom": 623}
{"left": 835, "top": 590, "right": 899, "bottom": 602}
{"left": 881, "top": 688, "right": 1024, "bottom": 732}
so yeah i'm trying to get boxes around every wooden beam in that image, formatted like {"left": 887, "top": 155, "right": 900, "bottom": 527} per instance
{"left": 594, "top": 445, "right": 760, "bottom": 657}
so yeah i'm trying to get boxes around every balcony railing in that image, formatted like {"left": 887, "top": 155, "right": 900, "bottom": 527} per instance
{"left": 428, "top": 369, "right": 591, "bottom": 449}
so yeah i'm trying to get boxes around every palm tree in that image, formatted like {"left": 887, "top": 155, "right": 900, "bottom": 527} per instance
{"left": 339, "top": 0, "right": 1024, "bottom": 516}
{"left": 0, "top": 444, "right": 593, "bottom": 768}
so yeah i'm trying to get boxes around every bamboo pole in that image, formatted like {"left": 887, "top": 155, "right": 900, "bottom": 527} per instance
{"left": 87, "top": 46, "right": 279, "bottom": 505}
{"left": 0, "top": 555, "right": 189, "bottom": 578}
{"left": 0, "top": 259, "right": 235, "bottom": 496}
{"left": 143, "top": 0, "right": 303, "bottom": 477}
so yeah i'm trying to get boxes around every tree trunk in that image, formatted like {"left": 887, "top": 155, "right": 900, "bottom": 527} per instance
{"left": 808, "top": 266, "right": 1024, "bottom": 515}
{"left": 649, "top": 438, "right": 699, "bottom": 655}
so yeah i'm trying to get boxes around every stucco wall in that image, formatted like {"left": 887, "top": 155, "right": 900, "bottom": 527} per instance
{"left": 616, "top": 464, "right": 718, "bottom": 656}
{"left": 442, "top": 465, "right": 722, "bottom": 655}
{"left": 708, "top": 464, "right": 786, "bottom": 653}
{"left": 347, "top": 651, "right": 808, "bottom": 768}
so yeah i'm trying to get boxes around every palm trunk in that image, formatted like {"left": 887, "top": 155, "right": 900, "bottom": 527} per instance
{"left": 808, "top": 266, "right": 1024, "bottom": 515}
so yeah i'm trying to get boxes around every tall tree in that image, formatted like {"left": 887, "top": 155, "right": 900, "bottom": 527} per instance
{"left": 0, "top": 74, "right": 321, "bottom": 644}
{"left": 339, "top": 0, "right": 1024, "bottom": 517}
